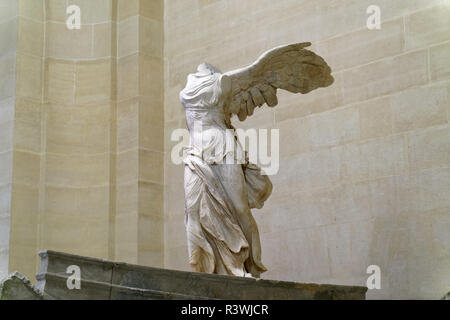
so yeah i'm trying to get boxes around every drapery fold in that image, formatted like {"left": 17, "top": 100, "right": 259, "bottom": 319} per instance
{"left": 184, "top": 154, "right": 269, "bottom": 277}
{"left": 180, "top": 64, "right": 271, "bottom": 278}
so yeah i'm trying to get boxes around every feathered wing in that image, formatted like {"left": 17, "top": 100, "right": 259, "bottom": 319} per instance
{"left": 223, "top": 42, "right": 334, "bottom": 121}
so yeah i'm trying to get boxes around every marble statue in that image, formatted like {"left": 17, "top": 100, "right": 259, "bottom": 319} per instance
{"left": 179, "top": 42, "right": 334, "bottom": 278}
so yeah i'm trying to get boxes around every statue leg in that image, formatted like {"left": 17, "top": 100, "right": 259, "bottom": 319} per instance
{"left": 211, "top": 164, "right": 267, "bottom": 277}
{"left": 184, "top": 162, "right": 249, "bottom": 276}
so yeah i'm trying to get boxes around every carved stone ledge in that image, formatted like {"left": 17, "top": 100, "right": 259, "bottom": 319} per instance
{"left": 34, "top": 250, "right": 367, "bottom": 300}
{"left": 0, "top": 271, "right": 44, "bottom": 300}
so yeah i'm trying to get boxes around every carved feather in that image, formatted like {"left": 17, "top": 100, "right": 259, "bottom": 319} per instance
{"left": 224, "top": 42, "right": 334, "bottom": 121}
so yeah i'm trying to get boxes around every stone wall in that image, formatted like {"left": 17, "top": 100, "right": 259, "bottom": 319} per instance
{"left": 163, "top": 0, "right": 450, "bottom": 299}
{"left": 6, "top": 0, "right": 164, "bottom": 281}
{"left": 2, "top": 0, "right": 449, "bottom": 300}
{"left": 0, "top": 0, "right": 18, "bottom": 279}
{"left": 115, "top": 0, "right": 164, "bottom": 267}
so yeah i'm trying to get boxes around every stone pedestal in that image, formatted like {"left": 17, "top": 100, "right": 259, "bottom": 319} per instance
{"left": 0, "top": 272, "right": 43, "bottom": 300}
{"left": 32, "top": 250, "right": 367, "bottom": 300}
{"left": 1, "top": 250, "right": 367, "bottom": 299}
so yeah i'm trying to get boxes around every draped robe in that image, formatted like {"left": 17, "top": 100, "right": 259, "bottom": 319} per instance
{"left": 180, "top": 64, "right": 272, "bottom": 277}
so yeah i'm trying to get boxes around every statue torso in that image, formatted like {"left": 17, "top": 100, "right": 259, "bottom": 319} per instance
{"left": 181, "top": 72, "right": 244, "bottom": 165}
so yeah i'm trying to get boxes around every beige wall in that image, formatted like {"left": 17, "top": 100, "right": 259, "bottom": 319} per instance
{"left": 163, "top": 0, "right": 450, "bottom": 299}
{"left": 0, "top": 0, "right": 18, "bottom": 279}
{"left": 8, "top": 0, "right": 45, "bottom": 280}
{"left": 7, "top": 0, "right": 165, "bottom": 281}
{"left": 115, "top": 0, "right": 164, "bottom": 266}
{"left": 2, "top": 0, "right": 449, "bottom": 300}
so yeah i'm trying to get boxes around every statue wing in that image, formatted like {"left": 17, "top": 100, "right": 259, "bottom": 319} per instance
{"left": 223, "top": 42, "right": 334, "bottom": 121}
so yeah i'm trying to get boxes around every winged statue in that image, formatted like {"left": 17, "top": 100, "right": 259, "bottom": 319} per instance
{"left": 179, "top": 42, "right": 334, "bottom": 278}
